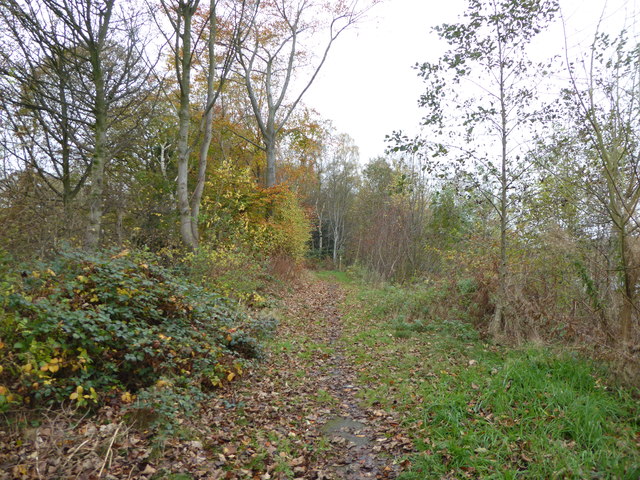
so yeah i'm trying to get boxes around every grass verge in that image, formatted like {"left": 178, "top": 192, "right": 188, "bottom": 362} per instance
{"left": 338, "top": 280, "right": 640, "bottom": 479}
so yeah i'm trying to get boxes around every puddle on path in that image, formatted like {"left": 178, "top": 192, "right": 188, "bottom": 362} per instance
{"left": 321, "top": 417, "right": 369, "bottom": 447}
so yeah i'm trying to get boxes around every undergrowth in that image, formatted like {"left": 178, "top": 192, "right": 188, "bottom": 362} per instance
{"left": 343, "top": 281, "right": 640, "bottom": 479}
{"left": 0, "top": 248, "right": 275, "bottom": 426}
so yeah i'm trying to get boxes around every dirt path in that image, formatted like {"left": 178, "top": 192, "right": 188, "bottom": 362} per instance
{"left": 199, "top": 275, "right": 412, "bottom": 479}
{"left": 280, "top": 280, "right": 404, "bottom": 479}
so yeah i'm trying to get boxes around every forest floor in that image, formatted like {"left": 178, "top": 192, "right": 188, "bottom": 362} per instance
{"left": 2, "top": 271, "right": 639, "bottom": 479}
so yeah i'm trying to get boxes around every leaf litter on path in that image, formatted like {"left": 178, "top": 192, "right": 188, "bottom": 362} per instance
{"left": 200, "top": 276, "right": 413, "bottom": 479}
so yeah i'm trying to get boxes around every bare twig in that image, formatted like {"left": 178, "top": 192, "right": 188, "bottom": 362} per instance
{"left": 98, "top": 423, "right": 122, "bottom": 478}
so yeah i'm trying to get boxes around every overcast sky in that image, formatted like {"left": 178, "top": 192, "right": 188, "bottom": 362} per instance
{"left": 302, "top": 0, "right": 639, "bottom": 163}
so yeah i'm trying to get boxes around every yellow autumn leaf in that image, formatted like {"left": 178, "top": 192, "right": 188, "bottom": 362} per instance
{"left": 111, "top": 249, "right": 130, "bottom": 259}
{"left": 13, "top": 465, "right": 28, "bottom": 476}
{"left": 0, "top": 386, "right": 8, "bottom": 395}
{"left": 22, "top": 363, "right": 33, "bottom": 373}
{"left": 0, "top": 341, "right": 5, "bottom": 349}
{"left": 48, "top": 364, "right": 59, "bottom": 373}
{"left": 46, "top": 268, "right": 56, "bottom": 276}
{"left": 227, "top": 372, "right": 235, "bottom": 382}
{"left": 69, "top": 392, "right": 79, "bottom": 400}
{"left": 121, "top": 391, "right": 133, "bottom": 403}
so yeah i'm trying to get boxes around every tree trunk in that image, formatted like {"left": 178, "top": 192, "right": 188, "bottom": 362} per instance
{"left": 159, "top": 143, "right": 169, "bottom": 180}
{"left": 265, "top": 133, "right": 277, "bottom": 188}
{"left": 176, "top": 5, "right": 197, "bottom": 250}
{"left": 116, "top": 208, "right": 124, "bottom": 246}
{"left": 190, "top": 0, "right": 217, "bottom": 246}
{"left": 490, "top": 48, "right": 509, "bottom": 337}
{"left": 85, "top": 69, "right": 107, "bottom": 250}
{"left": 617, "top": 223, "right": 634, "bottom": 346}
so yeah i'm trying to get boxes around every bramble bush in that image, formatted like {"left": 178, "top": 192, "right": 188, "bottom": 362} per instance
{"left": 0, "top": 248, "right": 274, "bottom": 412}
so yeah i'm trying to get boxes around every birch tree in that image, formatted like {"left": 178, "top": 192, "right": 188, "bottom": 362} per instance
{"left": 321, "top": 133, "right": 359, "bottom": 264}
{"left": 156, "top": 0, "right": 252, "bottom": 249}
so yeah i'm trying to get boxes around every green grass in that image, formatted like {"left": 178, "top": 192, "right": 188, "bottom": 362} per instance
{"left": 314, "top": 270, "right": 353, "bottom": 284}
{"left": 341, "top": 283, "right": 640, "bottom": 479}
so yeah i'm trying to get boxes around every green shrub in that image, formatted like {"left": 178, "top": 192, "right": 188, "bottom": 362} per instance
{"left": 456, "top": 277, "right": 477, "bottom": 297}
{"left": 0, "top": 248, "right": 271, "bottom": 410}
{"left": 201, "top": 162, "right": 311, "bottom": 261}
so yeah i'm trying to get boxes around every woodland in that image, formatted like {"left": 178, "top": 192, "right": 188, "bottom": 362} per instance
{"left": 0, "top": 0, "right": 639, "bottom": 478}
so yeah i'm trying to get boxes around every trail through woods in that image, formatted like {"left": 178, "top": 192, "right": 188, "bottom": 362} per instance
{"left": 203, "top": 276, "right": 412, "bottom": 479}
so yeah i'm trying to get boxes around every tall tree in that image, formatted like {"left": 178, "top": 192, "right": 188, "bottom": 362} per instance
{"left": 321, "top": 133, "right": 359, "bottom": 264}
{"left": 156, "top": 0, "right": 252, "bottom": 249}
{"left": 235, "top": 0, "right": 372, "bottom": 188}
{"left": 560, "top": 29, "right": 640, "bottom": 348}
{"left": 391, "top": 0, "right": 559, "bottom": 336}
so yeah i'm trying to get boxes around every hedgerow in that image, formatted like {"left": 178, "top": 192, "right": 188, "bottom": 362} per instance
{"left": 0, "top": 248, "right": 273, "bottom": 412}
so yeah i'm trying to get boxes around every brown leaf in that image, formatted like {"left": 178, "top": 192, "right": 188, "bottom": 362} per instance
{"left": 141, "top": 464, "right": 156, "bottom": 475}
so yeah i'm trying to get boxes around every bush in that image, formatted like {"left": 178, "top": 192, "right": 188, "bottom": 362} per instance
{"left": 201, "top": 161, "right": 310, "bottom": 260}
{"left": 0, "top": 248, "right": 271, "bottom": 411}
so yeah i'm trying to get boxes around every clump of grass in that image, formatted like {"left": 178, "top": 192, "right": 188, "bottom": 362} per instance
{"left": 358, "top": 283, "right": 445, "bottom": 322}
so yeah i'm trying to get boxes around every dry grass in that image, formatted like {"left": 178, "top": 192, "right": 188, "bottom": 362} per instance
{"left": 1, "top": 406, "right": 132, "bottom": 480}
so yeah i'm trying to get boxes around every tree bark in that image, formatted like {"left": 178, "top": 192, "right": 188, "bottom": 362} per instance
{"left": 190, "top": 0, "right": 217, "bottom": 246}
{"left": 176, "top": 1, "right": 198, "bottom": 250}
{"left": 84, "top": 1, "right": 114, "bottom": 250}
{"left": 265, "top": 139, "right": 277, "bottom": 188}
{"left": 85, "top": 94, "right": 107, "bottom": 249}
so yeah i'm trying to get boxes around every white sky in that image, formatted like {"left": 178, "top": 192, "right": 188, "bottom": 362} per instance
{"left": 303, "top": 0, "right": 639, "bottom": 162}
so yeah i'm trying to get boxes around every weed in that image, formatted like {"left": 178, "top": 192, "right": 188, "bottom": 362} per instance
{"left": 315, "top": 389, "right": 336, "bottom": 406}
